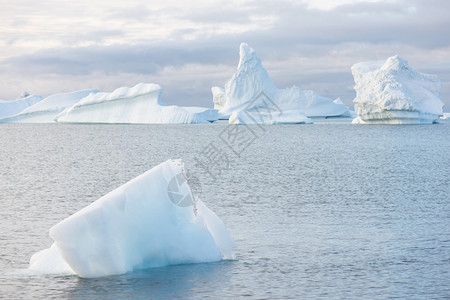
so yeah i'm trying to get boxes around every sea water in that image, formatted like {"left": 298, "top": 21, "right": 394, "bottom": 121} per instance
{"left": 0, "top": 119, "right": 449, "bottom": 299}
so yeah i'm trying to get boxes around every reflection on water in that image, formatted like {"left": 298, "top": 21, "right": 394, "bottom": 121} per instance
{"left": 67, "top": 261, "right": 234, "bottom": 299}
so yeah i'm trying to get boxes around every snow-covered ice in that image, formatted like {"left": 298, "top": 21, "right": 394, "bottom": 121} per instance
{"left": 56, "top": 83, "right": 218, "bottom": 124}
{"left": 212, "top": 87, "right": 226, "bottom": 111}
{"left": 214, "top": 43, "right": 350, "bottom": 123}
{"left": 0, "top": 94, "right": 43, "bottom": 119}
{"left": 351, "top": 55, "right": 443, "bottom": 124}
{"left": 29, "top": 159, "right": 235, "bottom": 278}
{"left": 0, "top": 89, "right": 99, "bottom": 123}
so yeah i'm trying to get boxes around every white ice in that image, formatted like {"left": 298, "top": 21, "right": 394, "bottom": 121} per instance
{"left": 351, "top": 55, "right": 443, "bottom": 124}
{"left": 0, "top": 95, "right": 43, "bottom": 119}
{"left": 55, "top": 83, "right": 218, "bottom": 124}
{"left": 214, "top": 43, "right": 350, "bottom": 123}
{"left": 0, "top": 89, "right": 99, "bottom": 123}
{"left": 212, "top": 87, "right": 226, "bottom": 111}
{"left": 229, "top": 110, "right": 312, "bottom": 125}
{"left": 29, "top": 159, "right": 235, "bottom": 278}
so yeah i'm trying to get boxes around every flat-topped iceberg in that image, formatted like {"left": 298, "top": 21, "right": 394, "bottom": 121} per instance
{"left": 214, "top": 43, "right": 349, "bottom": 123}
{"left": 351, "top": 55, "right": 443, "bottom": 124}
{"left": 0, "top": 89, "right": 99, "bottom": 123}
{"left": 56, "top": 83, "right": 218, "bottom": 124}
{"left": 29, "top": 159, "right": 235, "bottom": 278}
{"left": 0, "top": 95, "right": 43, "bottom": 119}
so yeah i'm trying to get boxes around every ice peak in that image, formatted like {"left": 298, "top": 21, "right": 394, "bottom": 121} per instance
{"left": 238, "top": 42, "right": 257, "bottom": 70}
{"left": 381, "top": 55, "right": 409, "bottom": 72}
{"left": 216, "top": 43, "right": 350, "bottom": 119}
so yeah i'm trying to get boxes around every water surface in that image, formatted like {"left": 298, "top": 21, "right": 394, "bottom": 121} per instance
{"left": 0, "top": 120, "right": 449, "bottom": 299}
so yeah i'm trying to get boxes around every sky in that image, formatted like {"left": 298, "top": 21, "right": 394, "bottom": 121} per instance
{"left": 1, "top": 0, "right": 449, "bottom": 110}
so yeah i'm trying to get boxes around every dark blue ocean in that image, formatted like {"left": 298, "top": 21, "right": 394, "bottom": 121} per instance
{"left": 0, "top": 119, "right": 449, "bottom": 299}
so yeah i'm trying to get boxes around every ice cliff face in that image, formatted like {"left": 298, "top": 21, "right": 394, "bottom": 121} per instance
{"left": 0, "top": 95, "right": 43, "bottom": 119}
{"left": 212, "top": 87, "right": 226, "bottom": 111}
{"left": 29, "top": 159, "right": 235, "bottom": 278}
{"left": 0, "top": 89, "right": 99, "bottom": 123}
{"left": 56, "top": 83, "right": 217, "bottom": 124}
{"left": 215, "top": 43, "right": 349, "bottom": 123}
{"left": 352, "top": 55, "right": 443, "bottom": 124}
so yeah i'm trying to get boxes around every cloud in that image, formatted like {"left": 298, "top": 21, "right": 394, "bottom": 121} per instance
{"left": 0, "top": 0, "right": 449, "bottom": 110}
{"left": 0, "top": 42, "right": 236, "bottom": 77}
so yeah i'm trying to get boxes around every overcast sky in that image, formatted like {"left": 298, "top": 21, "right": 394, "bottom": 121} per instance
{"left": 1, "top": 0, "right": 449, "bottom": 110}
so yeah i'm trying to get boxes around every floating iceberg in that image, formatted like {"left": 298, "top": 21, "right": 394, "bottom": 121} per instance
{"left": 29, "top": 159, "right": 235, "bottom": 278}
{"left": 229, "top": 110, "right": 312, "bottom": 125}
{"left": 56, "top": 83, "right": 218, "bottom": 124}
{"left": 214, "top": 43, "right": 349, "bottom": 123}
{"left": 351, "top": 55, "right": 443, "bottom": 124}
{"left": 0, "top": 89, "right": 99, "bottom": 123}
{"left": 212, "top": 87, "right": 226, "bottom": 111}
{"left": 0, "top": 95, "right": 43, "bottom": 119}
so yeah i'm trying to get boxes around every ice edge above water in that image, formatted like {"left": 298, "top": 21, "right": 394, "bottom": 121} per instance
{"left": 29, "top": 159, "right": 236, "bottom": 278}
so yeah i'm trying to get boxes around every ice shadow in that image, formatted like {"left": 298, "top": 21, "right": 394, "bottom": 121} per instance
{"left": 64, "top": 260, "right": 235, "bottom": 299}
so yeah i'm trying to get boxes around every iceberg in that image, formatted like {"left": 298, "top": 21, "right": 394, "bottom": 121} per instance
{"left": 29, "top": 159, "right": 235, "bottom": 278}
{"left": 229, "top": 110, "right": 312, "bottom": 125}
{"left": 55, "top": 83, "right": 218, "bottom": 124}
{"left": 351, "top": 55, "right": 443, "bottom": 124}
{"left": 215, "top": 43, "right": 350, "bottom": 123}
{"left": 0, "top": 94, "right": 43, "bottom": 119}
{"left": 333, "top": 98, "right": 357, "bottom": 118}
{"left": 0, "top": 89, "right": 99, "bottom": 123}
{"left": 212, "top": 87, "right": 226, "bottom": 111}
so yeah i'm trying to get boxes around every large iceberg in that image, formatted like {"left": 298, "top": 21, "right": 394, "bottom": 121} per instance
{"left": 214, "top": 43, "right": 349, "bottom": 123}
{"left": 0, "top": 89, "right": 99, "bottom": 123}
{"left": 0, "top": 94, "right": 43, "bottom": 119}
{"left": 55, "top": 83, "right": 218, "bottom": 124}
{"left": 351, "top": 55, "right": 443, "bottom": 124}
{"left": 29, "top": 159, "right": 235, "bottom": 278}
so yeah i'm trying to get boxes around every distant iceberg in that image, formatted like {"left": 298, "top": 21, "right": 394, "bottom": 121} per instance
{"left": 212, "top": 87, "right": 226, "bottom": 111}
{"left": 0, "top": 89, "right": 99, "bottom": 123}
{"left": 29, "top": 159, "right": 235, "bottom": 278}
{"left": 351, "top": 55, "right": 443, "bottom": 124}
{"left": 213, "top": 43, "right": 350, "bottom": 123}
{"left": 56, "top": 83, "right": 218, "bottom": 124}
{"left": 229, "top": 110, "right": 312, "bottom": 125}
{"left": 0, "top": 94, "right": 43, "bottom": 119}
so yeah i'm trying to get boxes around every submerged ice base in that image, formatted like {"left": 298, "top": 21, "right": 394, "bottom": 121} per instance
{"left": 29, "top": 159, "right": 235, "bottom": 278}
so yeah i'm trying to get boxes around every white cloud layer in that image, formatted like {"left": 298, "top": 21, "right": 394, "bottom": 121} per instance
{"left": 0, "top": 0, "right": 449, "bottom": 110}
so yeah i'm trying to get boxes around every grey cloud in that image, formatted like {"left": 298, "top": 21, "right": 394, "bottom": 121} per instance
{"left": 333, "top": 1, "right": 410, "bottom": 14}
{"left": 183, "top": 7, "right": 252, "bottom": 24}
{"left": 106, "top": 5, "right": 152, "bottom": 21}
{"left": 0, "top": 42, "right": 237, "bottom": 77}
{"left": 222, "top": 0, "right": 450, "bottom": 49}
{"left": 63, "top": 29, "right": 125, "bottom": 44}
{"left": 1, "top": 0, "right": 449, "bottom": 109}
